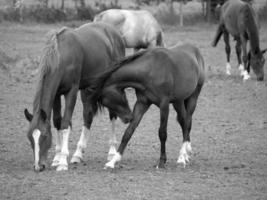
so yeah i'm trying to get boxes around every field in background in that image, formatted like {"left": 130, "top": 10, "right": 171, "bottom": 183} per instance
{"left": 0, "top": 19, "right": 267, "bottom": 199}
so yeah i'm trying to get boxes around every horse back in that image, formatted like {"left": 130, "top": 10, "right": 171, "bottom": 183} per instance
{"left": 74, "top": 23, "right": 125, "bottom": 88}
{"left": 220, "top": 0, "right": 258, "bottom": 37}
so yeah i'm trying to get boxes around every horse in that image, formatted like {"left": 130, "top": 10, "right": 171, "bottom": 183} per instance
{"left": 24, "top": 22, "right": 133, "bottom": 172}
{"left": 211, "top": 0, "right": 266, "bottom": 81}
{"left": 89, "top": 43, "right": 205, "bottom": 169}
{"left": 93, "top": 9, "right": 165, "bottom": 52}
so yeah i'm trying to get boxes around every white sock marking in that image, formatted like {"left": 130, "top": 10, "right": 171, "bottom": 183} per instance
{"left": 226, "top": 62, "right": 231, "bottom": 75}
{"left": 32, "top": 129, "right": 41, "bottom": 170}
{"left": 61, "top": 126, "right": 70, "bottom": 156}
{"left": 56, "top": 126, "right": 71, "bottom": 171}
{"left": 71, "top": 126, "right": 89, "bottom": 163}
{"left": 105, "top": 151, "right": 121, "bottom": 169}
{"left": 52, "top": 130, "right": 62, "bottom": 167}
{"left": 239, "top": 64, "right": 245, "bottom": 76}
{"left": 177, "top": 141, "right": 192, "bottom": 167}
{"left": 107, "top": 119, "right": 118, "bottom": 161}
{"left": 243, "top": 70, "right": 250, "bottom": 81}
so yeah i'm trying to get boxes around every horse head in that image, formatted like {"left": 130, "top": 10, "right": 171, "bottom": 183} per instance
{"left": 24, "top": 108, "right": 52, "bottom": 172}
{"left": 248, "top": 48, "right": 266, "bottom": 81}
{"left": 100, "top": 86, "right": 133, "bottom": 124}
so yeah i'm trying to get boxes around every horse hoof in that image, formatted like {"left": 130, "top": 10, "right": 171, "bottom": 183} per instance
{"left": 177, "top": 156, "right": 187, "bottom": 168}
{"left": 56, "top": 164, "right": 68, "bottom": 171}
{"left": 70, "top": 156, "right": 82, "bottom": 164}
{"left": 107, "top": 153, "right": 115, "bottom": 161}
{"left": 104, "top": 162, "right": 115, "bottom": 169}
{"left": 156, "top": 162, "right": 165, "bottom": 169}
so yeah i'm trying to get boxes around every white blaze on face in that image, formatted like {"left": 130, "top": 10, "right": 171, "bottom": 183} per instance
{"left": 32, "top": 129, "right": 41, "bottom": 168}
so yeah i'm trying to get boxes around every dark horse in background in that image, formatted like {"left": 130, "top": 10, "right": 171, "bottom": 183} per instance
{"left": 89, "top": 44, "right": 205, "bottom": 169}
{"left": 24, "top": 23, "right": 133, "bottom": 172}
{"left": 212, "top": 0, "right": 266, "bottom": 81}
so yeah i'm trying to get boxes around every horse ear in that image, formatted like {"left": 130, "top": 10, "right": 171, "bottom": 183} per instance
{"left": 24, "top": 109, "right": 33, "bottom": 122}
{"left": 40, "top": 109, "right": 47, "bottom": 121}
{"left": 262, "top": 48, "right": 267, "bottom": 55}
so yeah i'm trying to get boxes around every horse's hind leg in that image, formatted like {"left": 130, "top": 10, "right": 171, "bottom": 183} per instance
{"left": 107, "top": 111, "right": 118, "bottom": 161}
{"left": 51, "top": 94, "right": 63, "bottom": 167}
{"left": 57, "top": 85, "right": 79, "bottom": 171}
{"left": 211, "top": 24, "right": 224, "bottom": 47}
{"left": 173, "top": 85, "right": 202, "bottom": 167}
{"left": 157, "top": 99, "right": 170, "bottom": 169}
{"left": 223, "top": 31, "right": 232, "bottom": 75}
{"left": 105, "top": 93, "right": 150, "bottom": 169}
{"left": 71, "top": 90, "right": 93, "bottom": 164}
{"left": 173, "top": 101, "right": 191, "bottom": 167}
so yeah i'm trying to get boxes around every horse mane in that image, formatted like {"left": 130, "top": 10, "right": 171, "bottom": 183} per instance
{"left": 243, "top": 3, "right": 260, "bottom": 53}
{"left": 33, "top": 27, "right": 68, "bottom": 114}
{"left": 89, "top": 50, "right": 148, "bottom": 113}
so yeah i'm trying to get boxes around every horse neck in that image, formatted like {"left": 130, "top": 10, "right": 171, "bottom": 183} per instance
{"left": 106, "top": 64, "right": 145, "bottom": 91}
{"left": 33, "top": 72, "right": 60, "bottom": 120}
{"left": 244, "top": 5, "right": 260, "bottom": 52}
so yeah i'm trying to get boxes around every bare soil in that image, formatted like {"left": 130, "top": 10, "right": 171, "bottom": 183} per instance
{"left": 0, "top": 22, "right": 267, "bottom": 200}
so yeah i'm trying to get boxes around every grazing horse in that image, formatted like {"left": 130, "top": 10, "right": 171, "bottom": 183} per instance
{"left": 93, "top": 9, "right": 165, "bottom": 52}
{"left": 211, "top": 0, "right": 266, "bottom": 81}
{"left": 24, "top": 23, "right": 133, "bottom": 172}
{"left": 89, "top": 44, "right": 205, "bottom": 169}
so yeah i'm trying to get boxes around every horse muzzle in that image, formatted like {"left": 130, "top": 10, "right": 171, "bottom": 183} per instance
{"left": 257, "top": 76, "right": 264, "bottom": 81}
{"left": 121, "top": 114, "right": 133, "bottom": 124}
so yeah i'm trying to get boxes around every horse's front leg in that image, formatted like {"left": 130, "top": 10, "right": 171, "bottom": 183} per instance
{"left": 71, "top": 90, "right": 93, "bottom": 164}
{"left": 105, "top": 95, "right": 150, "bottom": 169}
{"left": 57, "top": 85, "right": 79, "bottom": 171}
{"left": 240, "top": 36, "right": 250, "bottom": 80}
{"left": 107, "top": 111, "right": 118, "bottom": 161}
{"left": 157, "top": 99, "right": 170, "bottom": 169}
{"left": 51, "top": 94, "right": 62, "bottom": 167}
{"left": 235, "top": 38, "right": 245, "bottom": 76}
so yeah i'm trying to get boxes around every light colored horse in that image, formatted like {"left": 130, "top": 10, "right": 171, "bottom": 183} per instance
{"left": 94, "top": 9, "right": 165, "bottom": 52}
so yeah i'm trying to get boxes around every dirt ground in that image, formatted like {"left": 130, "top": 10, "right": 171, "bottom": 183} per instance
{"left": 0, "top": 21, "right": 267, "bottom": 200}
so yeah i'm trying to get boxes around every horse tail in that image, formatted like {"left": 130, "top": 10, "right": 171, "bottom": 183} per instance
{"left": 156, "top": 31, "right": 165, "bottom": 47}
{"left": 194, "top": 47, "right": 205, "bottom": 86}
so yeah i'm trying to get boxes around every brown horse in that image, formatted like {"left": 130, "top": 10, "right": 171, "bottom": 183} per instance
{"left": 24, "top": 23, "right": 132, "bottom": 172}
{"left": 212, "top": 0, "right": 266, "bottom": 81}
{"left": 89, "top": 43, "right": 205, "bottom": 169}
{"left": 93, "top": 9, "right": 165, "bottom": 52}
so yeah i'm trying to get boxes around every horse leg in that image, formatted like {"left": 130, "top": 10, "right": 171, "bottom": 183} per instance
{"left": 105, "top": 94, "right": 150, "bottom": 169}
{"left": 157, "top": 99, "right": 170, "bottom": 169}
{"left": 71, "top": 90, "right": 93, "bottom": 164}
{"left": 235, "top": 38, "right": 245, "bottom": 76}
{"left": 174, "top": 85, "right": 202, "bottom": 167}
{"left": 51, "top": 94, "right": 62, "bottom": 167}
{"left": 240, "top": 36, "right": 250, "bottom": 80}
{"left": 211, "top": 24, "right": 224, "bottom": 47}
{"left": 223, "top": 31, "right": 232, "bottom": 75}
{"left": 107, "top": 111, "right": 118, "bottom": 161}
{"left": 57, "top": 85, "right": 79, "bottom": 171}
